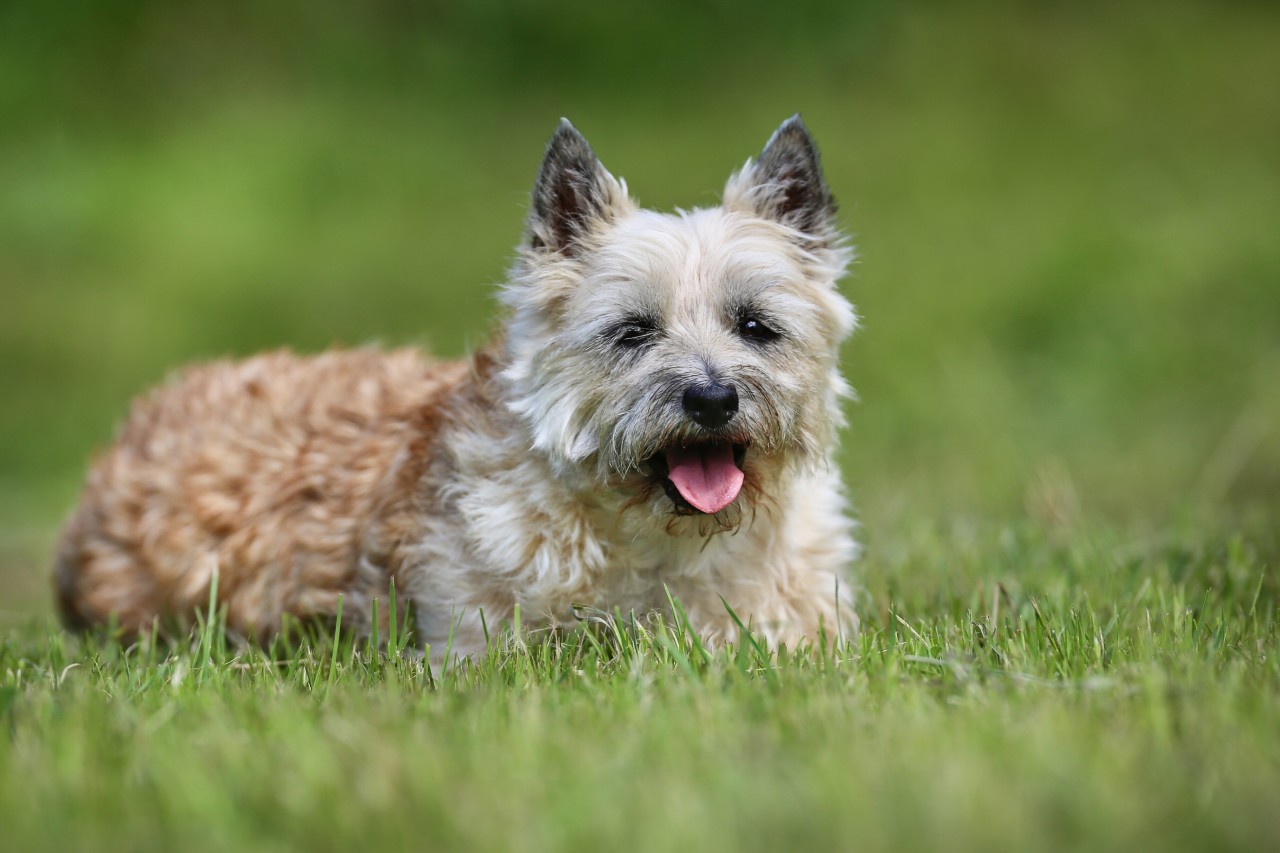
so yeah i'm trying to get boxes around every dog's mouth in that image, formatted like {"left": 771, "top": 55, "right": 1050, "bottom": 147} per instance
{"left": 647, "top": 441, "right": 747, "bottom": 515}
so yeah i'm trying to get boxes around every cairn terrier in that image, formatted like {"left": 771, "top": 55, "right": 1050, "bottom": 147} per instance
{"left": 55, "top": 115, "right": 859, "bottom": 656}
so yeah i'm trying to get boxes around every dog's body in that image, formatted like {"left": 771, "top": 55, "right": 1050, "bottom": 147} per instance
{"left": 55, "top": 117, "right": 860, "bottom": 656}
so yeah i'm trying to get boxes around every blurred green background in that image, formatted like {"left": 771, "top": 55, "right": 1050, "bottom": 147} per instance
{"left": 2, "top": 0, "right": 1277, "bottom": 619}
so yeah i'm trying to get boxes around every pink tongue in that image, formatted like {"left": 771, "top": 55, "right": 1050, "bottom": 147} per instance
{"left": 666, "top": 443, "right": 745, "bottom": 514}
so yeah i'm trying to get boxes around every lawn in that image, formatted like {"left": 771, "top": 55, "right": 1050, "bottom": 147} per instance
{"left": 1, "top": 1, "right": 1278, "bottom": 850}
{"left": 3, "top": 524, "right": 1277, "bottom": 851}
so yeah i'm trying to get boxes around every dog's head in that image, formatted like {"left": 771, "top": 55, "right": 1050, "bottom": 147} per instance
{"left": 501, "top": 116, "right": 856, "bottom": 534}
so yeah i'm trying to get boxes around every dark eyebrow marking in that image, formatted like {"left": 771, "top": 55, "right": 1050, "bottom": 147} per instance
{"left": 603, "top": 313, "right": 663, "bottom": 350}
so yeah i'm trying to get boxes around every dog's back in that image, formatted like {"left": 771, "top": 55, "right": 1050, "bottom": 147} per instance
{"left": 55, "top": 347, "right": 465, "bottom": 639}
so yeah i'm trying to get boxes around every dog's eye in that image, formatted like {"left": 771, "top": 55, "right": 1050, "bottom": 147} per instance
{"left": 610, "top": 317, "right": 661, "bottom": 349}
{"left": 737, "top": 316, "right": 780, "bottom": 343}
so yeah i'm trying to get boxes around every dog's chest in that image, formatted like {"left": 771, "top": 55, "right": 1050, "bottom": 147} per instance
{"left": 555, "top": 516, "right": 766, "bottom": 618}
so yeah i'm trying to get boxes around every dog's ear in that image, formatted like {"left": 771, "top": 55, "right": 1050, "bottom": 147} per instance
{"left": 528, "top": 119, "right": 630, "bottom": 257}
{"left": 724, "top": 114, "right": 837, "bottom": 241}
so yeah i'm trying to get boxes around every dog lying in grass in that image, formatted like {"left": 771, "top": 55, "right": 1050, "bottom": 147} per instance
{"left": 55, "top": 116, "right": 860, "bottom": 656}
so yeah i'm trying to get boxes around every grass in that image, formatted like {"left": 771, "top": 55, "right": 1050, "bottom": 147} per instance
{"left": 2, "top": 523, "right": 1277, "bottom": 851}
{"left": 2, "top": 0, "right": 1279, "bottom": 849}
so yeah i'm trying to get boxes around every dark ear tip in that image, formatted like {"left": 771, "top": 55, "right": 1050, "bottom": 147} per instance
{"left": 552, "top": 117, "right": 586, "bottom": 145}
{"left": 543, "top": 118, "right": 595, "bottom": 166}
{"left": 768, "top": 114, "right": 816, "bottom": 150}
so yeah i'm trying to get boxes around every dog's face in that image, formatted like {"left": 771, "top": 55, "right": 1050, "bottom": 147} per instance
{"left": 502, "top": 117, "right": 855, "bottom": 534}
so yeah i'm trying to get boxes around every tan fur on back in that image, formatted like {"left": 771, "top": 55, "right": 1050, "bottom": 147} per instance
{"left": 56, "top": 117, "right": 862, "bottom": 657}
{"left": 57, "top": 349, "right": 466, "bottom": 639}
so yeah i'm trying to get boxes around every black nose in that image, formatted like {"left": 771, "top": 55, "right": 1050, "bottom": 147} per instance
{"left": 682, "top": 382, "right": 739, "bottom": 429}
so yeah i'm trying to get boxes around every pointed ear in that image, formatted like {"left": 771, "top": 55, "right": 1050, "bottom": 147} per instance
{"left": 724, "top": 114, "right": 837, "bottom": 241}
{"left": 528, "top": 119, "right": 630, "bottom": 257}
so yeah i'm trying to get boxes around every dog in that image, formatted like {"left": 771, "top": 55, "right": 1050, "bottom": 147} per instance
{"left": 54, "top": 115, "right": 860, "bottom": 657}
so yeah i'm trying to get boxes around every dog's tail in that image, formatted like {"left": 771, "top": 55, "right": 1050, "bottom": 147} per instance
{"left": 52, "top": 512, "right": 93, "bottom": 632}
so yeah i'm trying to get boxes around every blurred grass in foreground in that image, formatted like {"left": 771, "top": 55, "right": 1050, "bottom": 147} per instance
{"left": 1, "top": 0, "right": 1278, "bottom": 614}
